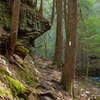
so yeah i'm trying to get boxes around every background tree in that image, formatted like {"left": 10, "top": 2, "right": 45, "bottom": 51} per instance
{"left": 50, "top": 0, "right": 56, "bottom": 26}
{"left": 54, "top": 0, "right": 63, "bottom": 67}
{"left": 64, "top": 0, "right": 67, "bottom": 34}
{"left": 34, "top": 0, "right": 37, "bottom": 8}
{"left": 9, "top": 0, "right": 20, "bottom": 56}
{"left": 35, "top": 0, "right": 100, "bottom": 78}
{"left": 39, "top": 0, "right": 43, "bottom": 16}
{"left": 61, "top": 0, "right": 78, "bottom": 96}
{"left": 8, "top": 0, "right": 13, "bottom": 9}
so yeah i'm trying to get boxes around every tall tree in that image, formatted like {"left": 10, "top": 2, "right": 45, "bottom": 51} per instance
{"left": 39, "top": 0, "right": 43, "bottom": 16}
{"left": 64, "top": 0, "right": 67, "bottom": 33}
{"left": 33, "top": 0, "right": 37, "bottom": 8}
{"left": 9, "top": 0, "right": 20, "bottom": 56}
{"left": 54, "top": 0, "right": 63, "bottom": 67}
{"left": 61, "top": 0, "right": 78, "bottom": 96}
{"left": 8, "top": 0, "right": 13, "bottom": 9}
{"left": 50, "top": 0, "right": 56, "bottom": 26}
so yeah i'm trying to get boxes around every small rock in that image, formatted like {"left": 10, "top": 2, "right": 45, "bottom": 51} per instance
{"left": 13, "top": 54, "right": 23, "bottom": 64}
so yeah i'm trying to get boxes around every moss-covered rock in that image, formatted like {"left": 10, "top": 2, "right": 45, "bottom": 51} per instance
{"left": 0, "top": 67, "right": 10, "bottom": 78}
{"left": 15, "top": 42, "right": 28, "bottom": 58}
{"left": 0, "top": 81, "right": 13, "bottom": 100}
{"left": 0, "top": 1, "right": 50, "bottom": 56}
{"left": 17, "top": 64, "right": 37, "bottom": 88}
{"left": 0, "top": 1, "right": 50, "bottom": 46}
{"left": 7, "top": 76, "right": 27, "bottom": 96}
{"left": 0, "top": 67, "right": 30, "bottom": 99}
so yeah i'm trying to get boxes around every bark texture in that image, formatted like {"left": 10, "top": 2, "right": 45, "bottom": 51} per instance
{"left": 61, "top": 0, "right": 78, "bottom": 96}
{"left": 54, "top": 0, "right": 63, "bottom": 67}
{"left": 9, "top": 0, "right": 20, "bottom": 56}
{"left": 64, "top": 0, "right": 67, "bottom": 33}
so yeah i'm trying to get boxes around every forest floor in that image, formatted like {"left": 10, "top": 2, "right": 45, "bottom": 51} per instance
{"left": 0, "top": 54, "right": 100, "bottom": 100}
{"left": 34, "top": 56, "right": 72, "bottom": 100}
{"left": 34, "top": 56, "right": 100, "bottom": 100}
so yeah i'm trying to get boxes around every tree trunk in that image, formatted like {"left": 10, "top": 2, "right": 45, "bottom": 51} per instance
{"left": 54, "top": 0, "right": 63, "bottom": 67}
{"left": 39, "top": 0, "right": 43, "bottom": 16}
{"left": 0, "top": 35, "right": 10, "bottom": 55}
{"left": 61, "top": 0, "right": 78, "bottom": 96}
{"left": 85, "top": 51, "right": 89, "bottom": 77}
{"left": 44, "top": 35, "right": 48, "bottom": 59}
{"left": 34, "top": 0, "right": 37, "bottom": 8}
{"left": 9, "top": 0, "right": 20, "bottom": 56}
{"left": 8, "top": 0, "right": 13, "bottom": 9}
{"left": 50, "top": 0, "right": 56, "bottom": 26}
{"left": 64, "top": 0, "right": 67, "bottom": 33}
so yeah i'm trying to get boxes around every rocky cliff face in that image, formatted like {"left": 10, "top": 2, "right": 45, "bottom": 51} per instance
{"left": 0, "top": 0, "right": 50, "bottom": 57}
{"left": 0, "top": 1, "right": 51, "bottom": 99}
{"left": 0, "top": 0, "right": 50, "bottom": 46}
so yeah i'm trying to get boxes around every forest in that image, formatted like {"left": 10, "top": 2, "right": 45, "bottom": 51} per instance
{"left": 0, "top": 0, "right": 100, "bottom": 100}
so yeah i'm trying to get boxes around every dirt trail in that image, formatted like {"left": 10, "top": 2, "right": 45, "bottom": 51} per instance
{"left": 34, "top": 57, "right": 72, "bottom": 100}
{"left": 34, "top": 57, "right": 100, "bottom": 100}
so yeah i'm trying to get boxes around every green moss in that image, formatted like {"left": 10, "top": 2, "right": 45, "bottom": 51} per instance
{"left": 67, "top": 81, "right": 73, "bottom": 97}
{"left": 0, "top": 67, "right": 10, "bottom": 78}
{"left": 79, "top": 87, "right": 86, "bottom": 91}
{"left": 61, "top": 78, "right": 73, "bottom": 97}
{"left": 16, "top": 42, "right": 23, "bottom": 46}
{"left": 15, "top": 42, "right": 28, "bottom": 52}
{"left": 7, "top": 76, "right": 27, "bottom": 96}
{"left": 0, "top": 81, "right": 13, "bottom": 99}
{"left": 6, "top": 89, "right": 13, "bottom": 99}
{"left": 0, "top": 89, "right": 4, "bottom": 97}
{"left": 0, "top": 67, "right": 28, "bottom": 99}
{"left": 16, "top": 46, "right": 28, "bottom": 53}
{"left": 17, "top": 64, "right": 37, "bottom": 87}
{"left": 15, "top": 43, "right": 28, "bottom": 58}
